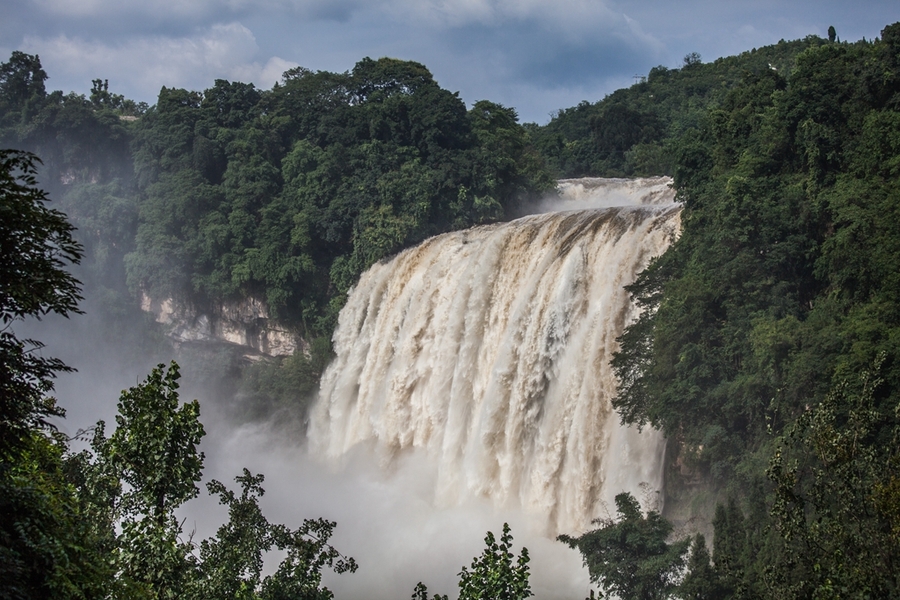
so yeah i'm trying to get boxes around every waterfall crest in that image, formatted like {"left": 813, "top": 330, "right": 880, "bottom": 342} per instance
{"left": 309, "top": 178, "right": 680, "bottom": 534}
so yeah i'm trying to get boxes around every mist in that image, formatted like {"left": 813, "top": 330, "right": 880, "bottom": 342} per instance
{"left": 513, "top": 176, "right": 675, "bottom": 218}
{"left": 23, "top": 289, "right": 592, "bottom": 600}
{"left": 17, "top": 177, "right": 679, "bottom": 600}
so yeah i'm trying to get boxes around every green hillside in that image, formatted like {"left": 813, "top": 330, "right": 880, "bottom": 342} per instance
{"left": 609, "top": 22, "right": 900, "bottom": 597}
{"left": 527, "top": 36, "right": 826, "bottom": 178}
{"left": 1, "top": 55, "right": 553, "bottom": 338}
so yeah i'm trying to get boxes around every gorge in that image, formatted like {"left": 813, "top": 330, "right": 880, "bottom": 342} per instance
{"left": 98, "top": 177, "right": 684, "bottom": 598}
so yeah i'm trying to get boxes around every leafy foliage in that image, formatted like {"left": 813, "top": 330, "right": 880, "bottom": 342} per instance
{"left": 677, "top": 534, "right": 726, "bottom": 600}
{"left": 117, "top": 58, "right": 553, "bottom": 334}
{"left": 0, "top": 148, "right": 109, "bottom": 599}
{"left": 107, "top": 362, "right": 205, "bottom": 526}
{"left": 234, "top": 336, "right": 334, "bottom": 421}
{"left": 0, "top": 433, "right": 111, "bottom": 600}
{"left": 195, "top": 470, "right": 356, "bottom": 600}
{"left": 75, "top": 362, "right": 358, "bottom": 600}
{"left": 766, "top": 358, "right": 900, "bottom": 598}
{"left": 613, "top": 23, "right": 900, "bottom": 472}
{"left": 609, "top": 21, "right": 900, "bottom": 600}
{"left": 0, "top": 52, "right": 48, "bottom": 132}
{"left": 529, "top": 37, "right": 826, "bottom": 178}
{"left": 0, "top": 149, "right": 83, "bottom": 458}
{"left": 559, "top": 493, "right": 688, "bottom": 600}
{"left": 410, "top": 581, "right": 448, "bottom": 600}
{"left": 458, "top": 523, "right": 532, "bottom": 600}
{"left": 88, "top": 362, "right": 204, "bottom": 598}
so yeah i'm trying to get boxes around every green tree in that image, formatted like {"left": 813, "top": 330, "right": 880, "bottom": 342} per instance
{"left": 682, "top": 53, "right": 702, "bottom": 68}
{"left": 559, "top": 493, "right": 688, "bottom": 600}
{"left": 256, "top": 516, "right": 357, "bottom": 600}
{"left": 528, "top": 35, "right": 824, "bottom": 178}
{"left": 91, "top": 362, "right": 204, "bottom": 599}
{"left": 766, "top": 358, "right": 900, "bottom": 598}
{"left": 0, "top": 148, "right": 110, "bottom": 599}
{"left": 0, "top": 149, "right": 82, "bottom": 458}
{"left": 410, "top": 581, "right": 448, "bottom": 600}
{"left": 194, "top": 469, "right": 357, "bottom": 600}
{"left": 0, "top": 52, "right": 47, "bottom": 131}
{"left": 678, "top": 535, "right": 726, "bottom": 600}
{"left": 80, "top": 361, "right": 358, "bottom": 600}
{"left": 123, "top": 56, "right": 553, "bottom": 338}
{"left": 710, "top": 500, "right": 751, "bottom": 597}
{"left": 1, "top": 432, "right": 111, "bottom": 600}
{"left": 458, "top": 523, "right": 532, "bottom": 600}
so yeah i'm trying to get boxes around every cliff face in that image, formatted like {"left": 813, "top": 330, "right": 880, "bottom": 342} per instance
{"left": 140, "top": 294, "right": 300, "bottom": 357}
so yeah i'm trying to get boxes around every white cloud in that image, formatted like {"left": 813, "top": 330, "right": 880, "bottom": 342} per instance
{"left": 21, "top": 23, "right": 298, "bottom": 100}
{"left": 32, "top": 0, "right": 236, "bottom": 19}
{"left": 29, "top": 0, "right": 366, "bottom": 22}
{"left": 385, "top": 0, "right": 617, "bottom": 32}
{"left": 28, "top": 0, "right": 636, "bottom": 35}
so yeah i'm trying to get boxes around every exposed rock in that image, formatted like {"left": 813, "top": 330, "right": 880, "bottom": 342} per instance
{"left": 140, "top": 293, "right": 301, "bottom": 357}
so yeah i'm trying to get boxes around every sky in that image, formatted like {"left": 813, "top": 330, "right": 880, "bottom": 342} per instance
{"left": 2, "top": 0, "right": 898, "bottom": 123}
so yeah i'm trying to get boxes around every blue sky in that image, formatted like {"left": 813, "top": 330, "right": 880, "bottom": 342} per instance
{"left": 2, "top": 0, "right": 898, "bottom": 123}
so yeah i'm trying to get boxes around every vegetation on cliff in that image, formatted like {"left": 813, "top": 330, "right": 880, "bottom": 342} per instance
{"left": 527, "top": 37, "right": 828, "bottom": 179}
{"left": 608, "top": 22, "right": 900, "bottom": 598}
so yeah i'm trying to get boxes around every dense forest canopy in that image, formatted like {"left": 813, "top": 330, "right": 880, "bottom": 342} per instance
{"left": 2, "top": 20, "right": 900, "bottom": 600}
{"left": 527, "top": 36, "right": 829, "bottom": 178}
{"left": 0, "top": 54, "right": 553, "bottom": 338}
{"left": 609, "top": 22, "right": 900, "bottom": 598}
{"left": 0, "top": 53, "right": 556, "bottom": 417}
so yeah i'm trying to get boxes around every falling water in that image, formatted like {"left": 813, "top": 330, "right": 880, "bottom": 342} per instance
{"left": 309, "top": 177, "right": 680, "bottom": 535}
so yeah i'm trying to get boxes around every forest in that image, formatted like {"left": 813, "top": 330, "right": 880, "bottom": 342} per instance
{"left": 2, "top": 19, "right": 900, "bottom": 600}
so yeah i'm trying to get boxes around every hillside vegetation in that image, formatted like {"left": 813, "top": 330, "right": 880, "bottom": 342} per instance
{"left": 0, "top": 54, "right": 554, "bottom": 415}
{"left": 0, "top": 55, "right": 553, "bottom": 337}
{"left": 608, "top": 22, "right": 900, "bottom": 597}
{"left": 527, "top": 36, "right": 826, "bottom": 178}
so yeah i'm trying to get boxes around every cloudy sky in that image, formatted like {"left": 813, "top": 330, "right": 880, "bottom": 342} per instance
{"left": 2, "top": 0, "right": 898, "bottom": 123}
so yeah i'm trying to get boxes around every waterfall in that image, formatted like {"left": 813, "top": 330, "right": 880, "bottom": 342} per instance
{"left": 309, "top": 177, "right": 680, "bottom": 534}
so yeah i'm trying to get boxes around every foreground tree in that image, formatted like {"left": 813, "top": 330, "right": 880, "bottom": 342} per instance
{"left": 410, "top": 581, "right": 448, "bottom": 600}
{"left": 0, "top": 148, "right": 104, "bottom": 600}
{"left": 677, "top": 534, "right": 727, "bottom": 600}
{"left": 82, "top": 362, "right": 357, "bottom": 600}
{"left": 458, "top": 523, "right": 532, "bottom": 600}
{"left": 196, "top": 469, "right": 357, "bottom": 600}
{"left": 0, "top": 149, "right": 82, "bottom": 460}
{"left": 88, "top": 362, "right": 204, "bottom": 598}
{"left": 559, "top": 493, "right": 688, "bottom": 600}
{"left": 766, "top": 358, "right": 900, "bottom": 598}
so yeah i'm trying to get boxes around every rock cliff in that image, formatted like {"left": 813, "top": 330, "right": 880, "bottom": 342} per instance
{"left": 140, "top": 294, "right": 300, "bottom": 357}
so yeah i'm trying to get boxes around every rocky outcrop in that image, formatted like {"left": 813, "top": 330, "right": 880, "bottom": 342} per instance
{"left": 140, "top": 294, "right": 301, "bottom": 357}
